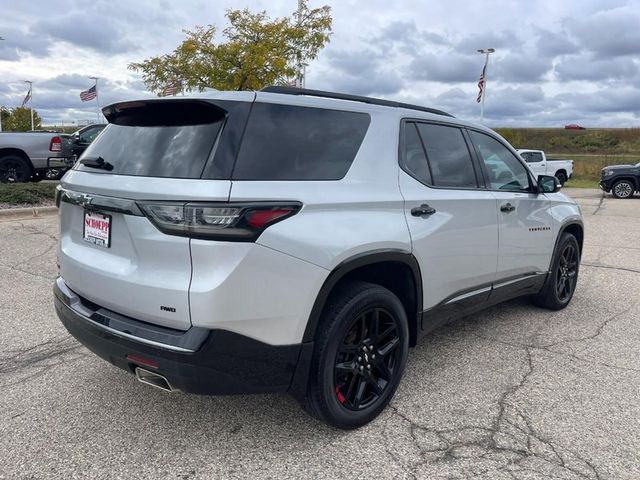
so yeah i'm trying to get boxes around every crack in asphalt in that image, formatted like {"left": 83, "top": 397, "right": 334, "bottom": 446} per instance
{"left": 384, "top": 347, "right": 602, "bottom": 479}
{"left": 592, "top": 195, "right": 605, "bottom": 216}
{"left": 380, "top": 296, "right": 636, "bottom": 479}
{"left": 0, "top": 336, "right": 89, "bottom": 388}
{"left": 581, "top": 262, "right": 640, "bottom": 275}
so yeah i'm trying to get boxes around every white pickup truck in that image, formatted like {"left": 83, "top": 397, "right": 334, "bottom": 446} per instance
{"left": 517, "top": 149, "right": 574, "bottom": 185}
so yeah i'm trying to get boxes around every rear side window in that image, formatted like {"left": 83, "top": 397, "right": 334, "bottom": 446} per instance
{"left": 232, "top": 103, "right": 370, "bottom": 180}
{"left": 414, "top": 123, "right": 478, "bottom": 188}
{"left": 521, "top": 151, "right": 543, "bottom": 163}
{"left": 78, "top": 101, "right": 225, "bottom": 178}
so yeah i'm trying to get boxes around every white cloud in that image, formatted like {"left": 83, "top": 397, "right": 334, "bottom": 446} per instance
{"left": 0, "top": 0, "right": 639, "bottom": 126}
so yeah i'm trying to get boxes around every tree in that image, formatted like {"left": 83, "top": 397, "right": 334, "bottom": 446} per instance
{"left": 129, "top": 1, "right": 332, "bottom": 93}
{"left": 0, "top": 107, "right": 9, "bottom": 130}
{"left": 3, "top": 107, "right": 41, "bottom": 132}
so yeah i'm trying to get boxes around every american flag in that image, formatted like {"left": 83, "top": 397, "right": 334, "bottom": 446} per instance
{"left": 476, "top": 64, "right": 486, "bottom": 103}
{"left": 159, "top": 83, "right": 180, "bottom": 97}
{"left": 21, "top": 87, "right": 31, "bottom": 107}
{"left": 80, "top": 85, "right": 97, "bottom": 102}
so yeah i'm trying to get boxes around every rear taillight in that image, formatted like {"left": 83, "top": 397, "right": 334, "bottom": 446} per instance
{"left": 138, "top": 202, "right": 301, "bottom": 241}
{"left": 49, "top": 136, "right": 62, "bottom": 152}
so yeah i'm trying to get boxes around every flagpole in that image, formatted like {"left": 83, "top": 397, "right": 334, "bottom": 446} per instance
{"left": 24, "top": 80, "right": 34, "bottom": 131}
{"left": 90, "top": 77, "right": 100, "bottom": 123}
{"left": 477, "top": 48, "right": 495, "bottom": 124}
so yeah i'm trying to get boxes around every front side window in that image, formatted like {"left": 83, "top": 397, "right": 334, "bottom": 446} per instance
{"left": 470, "top": 131, "right": 532, "bottom": 192}
{"left": 415, "top": 123, "right": 478, "bottom": 188}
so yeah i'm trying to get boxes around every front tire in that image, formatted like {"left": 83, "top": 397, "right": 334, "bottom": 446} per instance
{"left": 533, "top": 233, "right": 580, "bottom": 310}
{"left": 611, "top": 179, "right": 634, "bottom": 199}
{"left": 304, "top": 281, "right": 409, "bottom": 429}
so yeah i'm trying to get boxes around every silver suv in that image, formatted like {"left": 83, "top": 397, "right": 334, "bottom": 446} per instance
{"left": 54, "top": 87, "right": 583, "bottom": 429}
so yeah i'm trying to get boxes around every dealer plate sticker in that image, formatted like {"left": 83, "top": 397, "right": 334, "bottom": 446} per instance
{"left": 83, "top": 211, "right": 111, "bottom": 248}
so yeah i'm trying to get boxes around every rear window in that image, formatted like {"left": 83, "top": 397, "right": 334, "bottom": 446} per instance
{"left": 77, "top": 101, "right": 225, "bottom": 178}
{"left": 232, "top": 103, "right": 370, "bottom": 180}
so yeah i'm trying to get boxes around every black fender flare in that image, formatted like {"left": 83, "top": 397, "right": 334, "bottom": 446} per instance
{"left": 550, "top": 220, "right": 584, "bottom": 269}
{"left": 302, "top": 249, "right": 423, "bottom": 343}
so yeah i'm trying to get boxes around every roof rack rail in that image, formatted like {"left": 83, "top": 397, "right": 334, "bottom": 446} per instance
{"left": 260, "top": 86, "right": 454, "bottom": 118}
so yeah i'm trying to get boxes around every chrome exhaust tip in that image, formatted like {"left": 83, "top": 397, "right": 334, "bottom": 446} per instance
{"left": 135, "top": 367, "right": 173, "bottom": 392}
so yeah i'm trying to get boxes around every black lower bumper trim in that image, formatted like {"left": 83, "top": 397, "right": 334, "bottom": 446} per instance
{"left": 54, "top": 280, "right": 303, "bottom": 395}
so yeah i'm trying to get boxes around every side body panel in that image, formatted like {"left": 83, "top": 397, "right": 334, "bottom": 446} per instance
{"left": 399, "top": 172, "right": 499, "bottom": 312}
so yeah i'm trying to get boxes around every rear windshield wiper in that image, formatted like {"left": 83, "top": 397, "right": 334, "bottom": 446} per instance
{"left": 80, "top": 156, "right": 114, "bottom": 171}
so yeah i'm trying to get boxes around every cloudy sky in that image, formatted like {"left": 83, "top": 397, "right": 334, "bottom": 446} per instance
{"left": 1, "top": 0, "right": 639, "bottom": 127}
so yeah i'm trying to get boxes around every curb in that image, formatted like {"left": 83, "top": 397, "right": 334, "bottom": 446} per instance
{"left": 0, "top": 206, "right": 58, "bottom": 219}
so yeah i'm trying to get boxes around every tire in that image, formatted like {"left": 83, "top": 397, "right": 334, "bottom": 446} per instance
{"left": 532, "top": 233, "right": 580, "bottom": 310}
{"left": 0, "top": 155, "right": 32, "bottom": 183}
{"left": 611, "top": 179, "right": 634, "bottom": 199}
{"left": 555, "top": 171, "right": 568, "bottom": 186}
{"left": 304, "top": 281, "right": 409, "bottom": 429}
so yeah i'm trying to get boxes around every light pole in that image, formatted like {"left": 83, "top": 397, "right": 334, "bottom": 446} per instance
{"left": 477, "top": 48, "right": 495, "bottom": 124}
{"left": 23, "top": 80, "right": 34, "bottom": 131}
{"left": 0, "top": 36, "right": 4, "bottom": 132}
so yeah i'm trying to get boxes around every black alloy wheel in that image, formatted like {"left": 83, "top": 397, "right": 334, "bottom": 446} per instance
{"left": 304, "top": 281, "right": 409, "bottom": 429}
{"left": 334, "top": 308, "right": 400, "bottom": 411}
{"left": 556, "top": 242, "right": 578, "bottom": 303}
{"left": 532, "top": 232, "right": 580, "bottom": 310}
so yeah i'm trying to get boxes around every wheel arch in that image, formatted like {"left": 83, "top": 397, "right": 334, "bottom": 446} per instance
{"left": 0, "top": 148, "right": 35, "bottom": 171}
{"left": 612, "top": 176, "right": 638, "bottom": 191}
{"left": 303, "top": 249, "right": 423, "bottom": 347}
{"left": 555, "top": 220, "right": 584, "bottom": 258}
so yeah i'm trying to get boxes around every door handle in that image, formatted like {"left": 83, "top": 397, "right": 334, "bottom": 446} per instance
{"left": 500, "top": 203, "right": 516, "bottom": 213}
{"left": 411, "top": 204, "right": 436, "bottom": 217}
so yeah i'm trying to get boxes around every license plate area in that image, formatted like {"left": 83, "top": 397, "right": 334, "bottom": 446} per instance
{"left": 83, "top": 210, "right": 111, "bottom": 248}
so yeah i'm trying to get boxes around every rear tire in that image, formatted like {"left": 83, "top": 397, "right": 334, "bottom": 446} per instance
{"left": 532, "top": 233, "right": 580, "bottom": 310}
{"left": 611, "top": 179, "right": 634, "bottom": 199}
{"left": 304, "top": 281, "right": 409, "bottom": 429}
{"left": 555, "top": 171, "right": 568, "bottom": 186}
{"left": 0, "top": 155, "right": 32, "bottom": 183}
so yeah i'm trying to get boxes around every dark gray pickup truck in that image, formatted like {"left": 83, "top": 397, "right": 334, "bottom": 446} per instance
{"left": 0, "top": 132, "right": 73, "bottom": 183}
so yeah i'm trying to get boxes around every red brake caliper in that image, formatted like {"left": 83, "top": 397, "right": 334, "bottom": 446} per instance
{"left": 335, "top": 386, "right": 346, "bottom": 404}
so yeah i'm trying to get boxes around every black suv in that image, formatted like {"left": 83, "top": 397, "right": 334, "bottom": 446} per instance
{"left": 600, "top": 162, "right": 640, "bottom": 198}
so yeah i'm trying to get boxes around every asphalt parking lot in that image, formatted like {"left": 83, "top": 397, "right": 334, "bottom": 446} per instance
{"left": 1, "top": 188, "right": 639, "bottom": 479}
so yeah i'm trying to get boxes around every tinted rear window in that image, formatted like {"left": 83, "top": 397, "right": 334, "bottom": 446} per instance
{"left": 77, "top": 101, "right": 224, "bottom": 178}
{"left": 232, "top": 103, "right": 370, "bottom": 180}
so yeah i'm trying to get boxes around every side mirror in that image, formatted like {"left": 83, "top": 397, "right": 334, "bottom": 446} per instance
{"left": 72, "top": 133, "right": 80, "bottom": 144}
{"left": 538, "top": 175, "right": 561, "bottom": 193}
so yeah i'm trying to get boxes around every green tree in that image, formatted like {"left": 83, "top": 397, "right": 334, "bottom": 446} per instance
{"left": 3, "top": 107, "right": 42, "bottom": 132}
{"left": 0, "top": 106, "right": 10, "bottom": 130}
{"left": 129, "top": 1, "right": 332, "bottom": 94}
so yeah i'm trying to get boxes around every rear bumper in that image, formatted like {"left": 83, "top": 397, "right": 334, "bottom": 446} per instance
{"left": 54, "top": 277, "right": 311, "bottom": 395}
{"left": 46, "top": 156, "right": 75, "bottom": 170}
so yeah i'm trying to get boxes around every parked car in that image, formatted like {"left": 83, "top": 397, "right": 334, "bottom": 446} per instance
{"left": 599, "top": 162, "right": 640, "bottom": 198}
{"left": 68, "top": 124, "right": 106, "bottom": 158}
{"left": 53, "top": 87, "right": 583, "bottom": 429}
{"left": 0, "top": 132, "right": 73, "bottom": 182}
{"left": 517, "top": 149, "right": 574, "bottom": 185}
{"left": 565, "top": 124, "right": 586, "bottom": 130}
